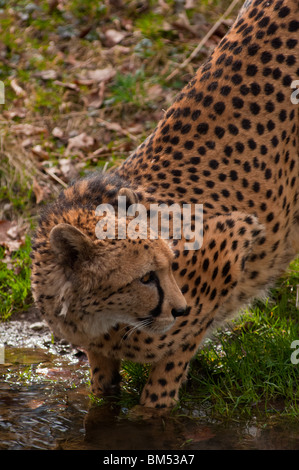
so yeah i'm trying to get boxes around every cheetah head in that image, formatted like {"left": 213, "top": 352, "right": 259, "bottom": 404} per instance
{"left": 33, "top": 216, "right": 187, "bottom": 341}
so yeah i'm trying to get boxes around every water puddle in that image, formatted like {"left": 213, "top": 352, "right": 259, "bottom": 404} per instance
{"left": 1, "top": 312, "right": 299, "bottom": 450}
{"left": 1, "top": 344, "right": 299, "bottom": 450}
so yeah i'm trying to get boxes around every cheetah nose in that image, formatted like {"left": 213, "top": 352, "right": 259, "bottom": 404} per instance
{"left": 171, "top": 307, "right": 187, "bottom": 318}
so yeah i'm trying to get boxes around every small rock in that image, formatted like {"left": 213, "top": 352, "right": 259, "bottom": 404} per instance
{"left": 29, "top": 321, "right": 46, "bottom": 331}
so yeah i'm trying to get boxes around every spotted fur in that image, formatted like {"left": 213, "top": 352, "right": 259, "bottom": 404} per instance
{"left": 31, "top": 0, "right": 299, "bottom": 409}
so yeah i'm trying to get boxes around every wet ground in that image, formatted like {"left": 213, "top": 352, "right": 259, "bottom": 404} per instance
{"left": 1, "top": 309, "right": 299, "bottom": 450}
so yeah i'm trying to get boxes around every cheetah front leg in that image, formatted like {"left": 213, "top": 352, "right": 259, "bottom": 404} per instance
{"left": 140, "top": 351, "right": 193, "bottom": 409}
{"left": 87, "top": 351, "right": 121, "bottom": 397}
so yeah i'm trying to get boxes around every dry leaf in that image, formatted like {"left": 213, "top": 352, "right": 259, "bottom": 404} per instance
{"left": 85, "top": 67, "right": 116, "bottom": 83}
{"left": 21, "top": 138, "right": 33, "bottom": 148}
{"left": 84, "top": 81, "right": 106, "bottom": 108}
{"left": 32, "top": 145, "right": 49, "bottom": 160}
{"left": 126, "top": 123, "right": 143, "bottom": 134}
{"left": 53, "top": 80, "right": 79, "bottom": 91}
{"left": 32, "top": 178, "right": 45, "bottom": 204}
{"left": 38, "top": 69, "right": 58, "bottom": 80}
{"left": 52, "top": 126, "right": 64, "bottom": 138}
{"left": 12, "top": 123, "right": 47, "bottom": 136}
{"left": 3, "top": 108, "right": 26, "bottom": 119}
{"left": 10, "top": 78, "right": 26, "bottom": 97}
{"left": 59, "top": 158, "right": 79, "bottom": 181}
{"left": 66, "top": 132, "right": 95, "bottom": 155}
{"left": 0, "top": 220, "right": 25, "bottom": 253}
{"left": 104, "top": 29, "right": 126, "bottom": 46}
{"left": 147, "top": 84, "right": 163, "bottom": 100}
{"left": 185, "top": 0, "right": 195, "bottom": 9}
{"left": 97, "top": 118, "right": 139, "bottom": 141}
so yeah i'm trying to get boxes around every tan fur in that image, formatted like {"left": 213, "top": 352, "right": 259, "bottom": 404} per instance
{"left": 31, "top": 0, "right": 299, "bottom": 409}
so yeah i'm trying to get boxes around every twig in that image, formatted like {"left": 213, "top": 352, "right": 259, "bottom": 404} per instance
{"left": 45, "top": 167, "right": 68, "bottom": 188}
{"left": 166, "top": 0, "right": 241, "bottom": 82}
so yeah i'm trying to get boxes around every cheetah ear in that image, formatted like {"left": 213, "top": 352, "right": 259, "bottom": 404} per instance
{"left": 118, "top": 187, "right": 139, "bottom": 206}
{"left": 49, "top": 223, "right": 94, "bottom": 268}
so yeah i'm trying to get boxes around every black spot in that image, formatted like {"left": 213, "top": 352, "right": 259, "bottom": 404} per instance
{"left": 173, "top": 151, "right": 183, "bottom": 160}
{"left": 181, "top": 123, "right": 192, "bottom": 134}
{"left": 191, "top": 110, "right": 201, "bottom": 120}
{"left": 222, "top": 261, "right": 231, "bottom": 277}
{"left": 173, "top": 120, "right": 182, "bottom": 131}
{"left": 220, "top": 85, "right": 231, "bottom": 96}
{"left": 241, "top": 119, "right": 251, "bottom": 130}
{"left": 252, "top": 181, "right": 260, "bottom": 193}
{"left": 246, "top": 64, "right": 258, "bottom": 76}
{"left": 214, "top": 101, "right": 226, "bottom": 115}
{"left": 165, "top": 362, "right": 174, "bottom": 372}
{"left": 184, "top": 140, "right": 194, "bottom": 150}
{"left": 250, "top": 102, "right": 260, "bottom": 115}
{"left": 230, "top": 170, "right": 238, "bottom": 181}
{"left": 248, "top": 44, "right": 260, "bottom": 56}
{"left": 271, "top": 37, "right": 282, "bottom": 49}
{"left": 232, "top": 97, "right": 244, "bottom": 109}
{"left": 197, "top": 123, "right": 209, "bottom": 135}
{"left": 261, "top": 51, "right": 272, "bottom": 64}
{"left": 228, "top": 124, "right": 239, "bottom": 135}
{"left": 267, "top": 22, "right": 278, "bottom": 35}
{"left": 278, "top": 6, "right": 290, "bottom": 18}
{"left": 258, "top": 16, "right": 270, "bottom": 28}
{"left": 203, "top": 95, "right": 213, "bottom": 107}
{"left": 288, "top": 20, "right": 299, "bottom": 32}
{"left": 231, "top": 74, "right": 243, "bottom": 85}
{"left": 214, "top": 126, "right": 225, "bottom": 139}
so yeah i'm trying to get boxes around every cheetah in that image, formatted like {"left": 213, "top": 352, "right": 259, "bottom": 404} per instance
{"left": 31, "top": 0, "right": 299, "bottom": 410}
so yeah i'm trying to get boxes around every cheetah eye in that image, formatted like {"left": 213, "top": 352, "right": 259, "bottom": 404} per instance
{"left": 140, "top": 271, "right": 156, "bottom": 284}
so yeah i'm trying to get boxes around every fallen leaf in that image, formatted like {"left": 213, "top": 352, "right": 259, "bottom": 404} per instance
{"left": 32, "top": 178, "right": 45, "bottom": 204}
{"left": 38, "top": 69, "right": 58, "bottom": 80}
{"left": 10, "top": 78, "right": 26, "bottom": 97}
{"left": 59, "top": 158, "right": 79, "bottom": 181}
{"left": 53, "top": 79, "right": 79, "bottom": 91}
{"left": 85, "top": 67, "right": 116, "bottom": 83}
{"left": 96, "top": 118, "right": 139, "bottom": 141}
{"left": 0, "top": 220, "right": 25, "bottom": 253}
{"left": 126, "top": 123, "right": 143, "bottom": 134}
{"left": 20, "top": 138, "right": 33, "bottom": 148}
{"left": 84, "top": 81, "right": 106, "bottom": 108}
{"left": 104, "top": 29, "right": 126, "bottom": 46}
{"left": 147, "top": 84, "right": 163, "bottom": 100}
{"left": 52, "top": 126, "right": 64, "bottom": 138}
{"left": 185, "top": 0, "right": 195, "bottom": 9}
{"left": 32, "top": 145, "right": 49, "bottom": 161}
{"left": 3, "top": 108, "right": 26, "bottom": 119}
{"left": 12, "top": 123, "right": 47, "bottom": 136}
{"left": 66, "top": 132, "right": 95, "bottom": 155}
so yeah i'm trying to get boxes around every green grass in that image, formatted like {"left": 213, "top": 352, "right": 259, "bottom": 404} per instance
{"left": 0, "top": 236, "right": 32, "bottom": 320}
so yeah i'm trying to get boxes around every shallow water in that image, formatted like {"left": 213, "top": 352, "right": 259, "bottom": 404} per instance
{"left": 1, "top": 344, "right": 299, "bottom": 450}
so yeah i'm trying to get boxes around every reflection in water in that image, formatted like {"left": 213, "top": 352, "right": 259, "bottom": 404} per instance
{"left": 0, "top": 347, "right": 299, "bottom": 450}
